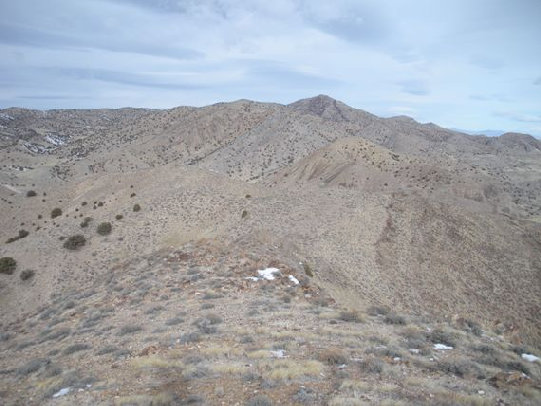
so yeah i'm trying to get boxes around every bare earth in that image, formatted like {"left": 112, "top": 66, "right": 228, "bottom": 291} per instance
{"left": 0, "top": 96, "right": 540, "bottom": 405}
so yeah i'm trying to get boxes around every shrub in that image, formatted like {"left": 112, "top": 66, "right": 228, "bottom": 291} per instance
{"left": 115, "top": 214, "right": 123, "bottom": 220}
{"left": 359, "top": 356, "right": 384, "bottom": 374}
{"left": 384, "top": 312, "right": 407, "bottom": 325}
{"left": 133, "top": 203, "right": 141, "bottom": 212}
{"left": 247, "top": 395, "right": 273, "bottom": 406}
{"left": 6, "top": 229, "right": 30, "bottom": 244}
{"left": 319, "top": 349, "right": 348, "bottom": 365}
{"left": 118, "top": 325, "right": 142, "bottom": 336}
{"left": 20, "top": 269, "right": 35, "bottom": 281}
{"left": 130, "top": 192, "right": 136, "bottom": 197}
{"left": 51, "top": 208, "right": 62, "bottom": 219}
{"left": 26, "top": 190, "right": 37, "bottom": 197}
{"left": 428, "top": 329, "right": 457, "bottom": 347}
{"left": 241, "top": 209, "right": 248, "bottom": 218}
{"left": 303, "top": 262, "right": 314, "bottom": 277}
{"left": 367, "top": 305, "right": 390, "bottom": 316}
{"left": 0, "top": 257, "right": 17, "bottom": 274}
{"left": 339, "top": 310, "right": 364, "bottom": 323}
{"left": 63, "top": 235, "right": 86, "bottom": 250}
{"left": 97, "top": 222, "right": 112, "bottom": 236}
{"left": 80, "top": 217, "right": 92, "bottom": 228}
{"left": 63, "top": 343, "right": 91, "bottom": 355}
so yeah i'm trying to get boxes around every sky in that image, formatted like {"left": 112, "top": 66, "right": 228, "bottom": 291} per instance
{"left": 1, "top": 0, "right": 540, "bottom": 136}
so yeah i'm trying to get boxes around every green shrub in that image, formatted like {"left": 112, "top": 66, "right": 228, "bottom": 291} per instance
{"left": 0, "top": 257, "right": 17, "bottom": 275}
{"left": 63, "top": 235, "right": 86, "bottom": 250}
{"left": 51, "top": 208, "right": 62, "bottom": 219}
{"left": 6, "top": 229, "right": 30, "bottom": 244}
{"left": 318, "top": 349, "right": 347, "bottom": 365}
{"left": 384, "top": 312, "right": 407, "bottom": 325}
{"left": 20, "top": 269, "right": 35, "bottom": 281}
{"left": 133, "top": 203, "right": 141, "bottom": 212}
{"left": 241, "top": 209, "right": 248, "bottom": 218}
{"left": 115, "top": 214, "right": 123, "bottom": 220}
{"left": 80, "top": 217, "right": 92, "bottom": 228}
{"left": 302, "top": 263, "right": 314, "bottom": 277}
{"left": 339, "top": 310, "right": 364, "bottom": 323}
{"left": 26, "top": 190, "right": 37, "bottom": 197}
{"left": 97, "top": 222, "right": 112, "bottom": 236}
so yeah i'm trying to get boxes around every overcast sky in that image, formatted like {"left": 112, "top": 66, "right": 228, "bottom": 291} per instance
{"left": 1, "top": 0, "right": 540, "bottom": 136}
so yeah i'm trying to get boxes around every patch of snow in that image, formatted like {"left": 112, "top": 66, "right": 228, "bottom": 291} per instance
{"left": 0, "top": 113, "right": 14, "bottom": 121}
{"left": 337, "top": 364, "right": 347, "bottom": 369}
{"left": 45, "top": 134, "right": 65, "bottom": 146}
{"left": 23, "top": 142, "right": 50, "bottom": 154}
{"left": 257, "top": 268, "right": 281, "bottom": 280}
{"left": 288, "top": 275, "right": 300, "bottom": 285}
{"left": 434, "top": 344, "right": 453, "bottom": 350}
{"left": 409, "top": 349, "right": 420, "bottom": 354}
{"left": 270, "top": 349, "right": 286, "bottom": 358}
{"left": 245, "top": 276, "right": 259, "bottom": 281}
{"left": 522, "top": 353, "right": 540, "bottom": 362}
{"left": 52, "top": 387, "right": 71, "bottom": 398}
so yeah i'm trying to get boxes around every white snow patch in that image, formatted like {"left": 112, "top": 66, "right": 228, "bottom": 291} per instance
{"left": 45, "top": 134, "right": 65, "bottom": 146}
{"left": 245, "top": 276, "right": 259, "bottom": 282}
{"left": 257, "top": 268, "right": 281, "bottom": 280}
{"left": 434, "top": 344, "right": 453, "bottom": 350}
{"left": 270, "top": 349, "right": 286, "bottom": 358}
{"left": 288, "top": 275, "right": 300, "bottom": 285}
{"left": 522, "top": 353, "right": 540, "bottom": 362}
{"left": 409, "top": 349, "right": 420, "bottom": 354}
{"left": 52, "top": 387, "right": 71, "bottom": 398}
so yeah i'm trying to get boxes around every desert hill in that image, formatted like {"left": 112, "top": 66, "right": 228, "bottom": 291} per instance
{"left": 0, "top": 96, "right": 540, "bottom": 405}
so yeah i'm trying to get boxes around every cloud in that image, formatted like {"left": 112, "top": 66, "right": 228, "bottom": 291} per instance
{"left": 469, "top": 54, "right": 504, "bottom": 70}
{"left": 48, "top": 67, "right": 207, "bottom": 90}
{"left": 494, "top": 111, "right": 541, "bottom": 123}
{"left": 299, "top": 0, "right": 390, "bottom": 44}
{"left": 396, "top": 79, "right": 429, "bottom": 96}
{"left": 0, "top": 22, "right": 201, "bottom": 60}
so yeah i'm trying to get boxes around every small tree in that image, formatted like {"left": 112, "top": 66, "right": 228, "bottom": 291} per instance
{"left": 51, "top": 208, "right": 62, "bottom": 219}
{"left": 0, "top": 257, "right": 17, "bottom": 274}
{"left": 133, "top": 203, "right": 141, "bottom": 212}
{"left": 97, "top": 222, "right": 112, "bottom": 236}
{"left": 26, "top": 190, "right": 37, "bottom": 197}
{"left": 63, "top": 235, "right": 86, "bottom": 250}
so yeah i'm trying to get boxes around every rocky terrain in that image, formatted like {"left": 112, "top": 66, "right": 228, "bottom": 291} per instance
{"left": 0, "top": 96, "right": 540, "bottom": 405}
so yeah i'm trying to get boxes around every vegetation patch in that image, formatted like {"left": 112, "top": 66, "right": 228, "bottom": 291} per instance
{"left": 133, "top": 203, "right": 141, "bottom": 212}
{"left": 51, "top": 208, "right": 62, "bottom": 219}
{"left": 80, "top": 217, "right": 92, "bottom": 228}
{"left": 0, "top": 257, "right": 17, "bottom": 275}
{"left": 97, "top": 221, "right": 112, "bottom": 236}
{"left": 20, "top": 269, "right": 35, "bottom": 281}
{"left": 63, "top": 235, "right": 86, "bottom": 250}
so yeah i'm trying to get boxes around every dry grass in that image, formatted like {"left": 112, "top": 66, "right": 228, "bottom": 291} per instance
{"left": 212, "top": 362, "right": 247, "bottom": 374}
{"left": 260, "top": 359, "right": 324, "bottom": 380}
{"left": 114, "top": 392, "right": 177, "bottom": 406}
{"left": 248, "top": 349, "right": 272, "bottom": 359}
{"left": 130, "top": 355, "right": 183, "bottom": 369}
{"left": 328, "top": 397, "right": 366, "bottom": 406}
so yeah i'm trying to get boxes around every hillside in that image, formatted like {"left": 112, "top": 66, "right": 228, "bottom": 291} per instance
{"left": 0, "top": 96, "right": 540, "bottom": 405}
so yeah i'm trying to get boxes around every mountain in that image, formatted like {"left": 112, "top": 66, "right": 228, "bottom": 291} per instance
{"left": 451, "top": 128, "right": 506, "bottom": 137}
{"left": 0, "top": 96, "right": 540, "bottom": 405}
